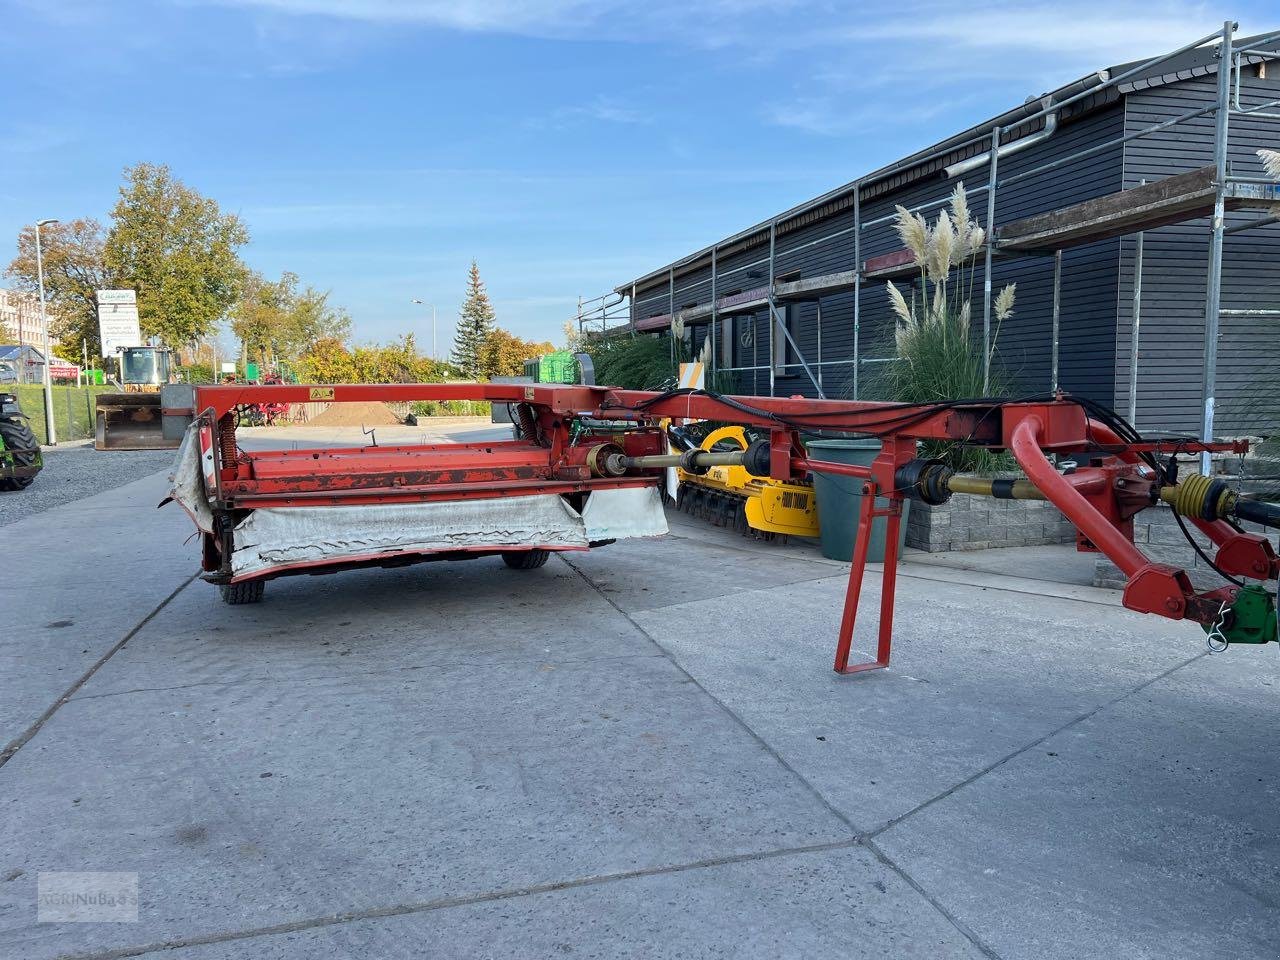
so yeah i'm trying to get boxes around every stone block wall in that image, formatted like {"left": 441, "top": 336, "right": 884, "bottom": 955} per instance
{"left": 906, "top": 496, "right": 1077, "bottom": 553}
{"left": 1093, "top": 504, "right": 1276, "bottom": 589}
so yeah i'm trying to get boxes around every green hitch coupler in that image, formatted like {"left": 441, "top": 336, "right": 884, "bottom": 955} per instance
{"left": 1203, "top": 584, "right": 1278, "bottom": 648}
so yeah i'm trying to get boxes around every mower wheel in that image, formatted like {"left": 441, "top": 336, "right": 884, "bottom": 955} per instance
{"left": 219, "top": 580, "right": 265, "bottom": 604}
{"left": 0, "top": 417, "right": 39, "bottom": 491}
{"left": 502, "top": 549, "right": 550, "bottom": 570}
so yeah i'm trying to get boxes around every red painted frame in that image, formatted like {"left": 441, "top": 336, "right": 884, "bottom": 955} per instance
{"left": 190, "top": 382, "right": 1272, "bottom": 673}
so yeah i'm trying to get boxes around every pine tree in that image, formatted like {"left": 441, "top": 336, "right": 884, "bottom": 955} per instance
{"left": 452, "top": 260, "right": 496, "bottom": 378}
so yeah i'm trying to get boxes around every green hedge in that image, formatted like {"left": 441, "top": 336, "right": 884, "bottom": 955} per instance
{"left": 8, "top": 385, "right": 118, "bottom": 444}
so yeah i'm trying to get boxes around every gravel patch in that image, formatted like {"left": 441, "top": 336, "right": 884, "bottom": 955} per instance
{"left": 0, "top": 444, "right": 176, "bottom": 527}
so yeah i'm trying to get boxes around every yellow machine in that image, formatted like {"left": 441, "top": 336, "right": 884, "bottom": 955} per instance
{"left": 672, "top": 425, "right": 820, "bottom": 540}
{"left": 95, "top": 347, "right": 189, "bottom": 450}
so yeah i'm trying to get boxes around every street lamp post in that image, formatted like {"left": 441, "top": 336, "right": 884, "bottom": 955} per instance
{"left": 411, "top": 299, "right": 438, "bottom": 361}
{"left": 35, "top": 218, "right": 59, "bottom": 446}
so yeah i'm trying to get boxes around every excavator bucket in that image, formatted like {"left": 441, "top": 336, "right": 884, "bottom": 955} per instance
{"left": 94, "top": 385, "right": 194, "bottom": 451}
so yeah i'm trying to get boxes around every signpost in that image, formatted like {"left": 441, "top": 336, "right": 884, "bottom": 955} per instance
{"left": 96, "top": 289, "right": 141, "bottom": 360}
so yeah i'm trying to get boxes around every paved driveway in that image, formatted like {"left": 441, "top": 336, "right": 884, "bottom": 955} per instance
{"left": 1, "top": 455, "right": 1276, "bottom": 959}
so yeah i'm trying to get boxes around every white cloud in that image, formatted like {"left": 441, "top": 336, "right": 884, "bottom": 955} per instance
{"left": 765, "top": 94, "right": 981, "bottom": 137}
{"left": 855, "top": 5, "right": 1218, "bottom": 59}
{"left": 201, "top": 0, "right": 805, "bottom": 44}
{"left": 758, "top": 0, "right": 1240, "bottom": 136}
{"left": 208, "top": 0, "right": 654, "bottom": 37}
{"left": 527, "top": 95, "right": 650, "bottom": 130}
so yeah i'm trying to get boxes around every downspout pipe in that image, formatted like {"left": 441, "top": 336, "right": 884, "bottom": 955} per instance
{"left": 943, "top": 96, "right": 1061, "bottom": 179}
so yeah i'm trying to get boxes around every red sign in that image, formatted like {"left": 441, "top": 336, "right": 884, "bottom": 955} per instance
{"left": 49, "top": 362, "right": 80, "bottom": 379}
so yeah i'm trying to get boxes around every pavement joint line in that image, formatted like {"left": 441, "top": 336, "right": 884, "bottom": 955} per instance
{"left": 559, "top": 554, "right": 862, "bottom": 835}
{"left": 66, "top": 652, "right": 667, "bottom": 703}
{"left": 663, "top": 528, "right": 846, "bottom": 568}
{"left": 900, "top": 558, "right": 1100, "bottom": 590}
{"left": 50, "top": 839, "right": 866, "bottom": 960}
{"left": 665, "top": 524, "right": 1101, "bottom": 592}
{"left": 888, "top": 567, "right": 1123, "bottom": 607}
{"left": 617, "top": 570, "right": 851, "bottom": 615}
{"left": 634, "top": 566, "right": 1128, "bottom": 618}
{"left": 558, "top": 553, "right": 1004, "bottom": 960}
{"left": 867, "top": 649, "right": 1211, "bottom": 841}
{"left": 860, "top": 837, "right": 1002, "bottom": 960}
{"left": 665, "top": 523, "right": 1122, "bottom": 606}
{"left": 0, "top": 572, "right": 199, "bottom": 771}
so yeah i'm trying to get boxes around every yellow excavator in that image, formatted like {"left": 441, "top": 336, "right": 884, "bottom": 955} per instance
{"left": 668, "top": 423, "right": 820, "bottom": 540}
{"left": 95, "top": 347, "right": 193, "bottom": 450}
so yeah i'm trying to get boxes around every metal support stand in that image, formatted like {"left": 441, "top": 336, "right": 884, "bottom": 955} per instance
{"left": 981, "top": 126, "right": 1001, "bottom": 394}
{"left": 668, "top": 267, "right": 676, "bottom": 363}
{"left": 1200, "top": 20, "right": 1235, "bottom": 474}
{"left": 767, "top": 221, "right": 777, "bottom": 396}
{"left": 1051, "top": 250, "right": 1062, "bottom": 392}
{"left": 853, "top": 184, "right": 862, "bottom": 400}
{"left": 1128, "top": 225, "right": 1145, "bottom": 424}
{"left": 710, "top": 247, "right": 717, "bottom": 381}
{"left": 816, "top": 301, "right": 824, "bottom": 393}
{"left": 833, "top": 480, "right": 902, "bottom": 675}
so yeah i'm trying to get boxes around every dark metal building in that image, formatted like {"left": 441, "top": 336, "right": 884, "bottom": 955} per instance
{"left": 605, "top": 24, "right": 1280, "bottom": 441}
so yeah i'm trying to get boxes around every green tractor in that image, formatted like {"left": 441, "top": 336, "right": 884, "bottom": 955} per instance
{"left": 0, "top": 392, "right": 42, "bottom": 491}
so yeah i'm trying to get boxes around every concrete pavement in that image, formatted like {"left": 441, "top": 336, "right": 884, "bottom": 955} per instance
{"left": 1, "top": 446, "right": 1276, "bottom": 959}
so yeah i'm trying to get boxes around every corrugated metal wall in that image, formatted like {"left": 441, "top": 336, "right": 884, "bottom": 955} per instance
{"left": 631, "top": 100, "right": 1128, "bottom": 402}
{"left": 1116, "top": 69, "right": 1280, "bottom": 434}
{"left": 626, "top": 65, "right": 1280, "bottom": 439}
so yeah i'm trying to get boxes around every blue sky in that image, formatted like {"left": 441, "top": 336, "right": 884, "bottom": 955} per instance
{"left": 1, "top": 0, "right": 1271, "bottom": 354}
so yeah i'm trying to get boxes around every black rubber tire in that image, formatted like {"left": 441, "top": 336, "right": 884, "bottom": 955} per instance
{"left": 0, "top": 417, "right": 40, "bottom": 491}
{"left": 502, "top": 549, "right": 550, "bottom": 570}
{"left": 219, "top": 580, "right": 266, "bottom": 604}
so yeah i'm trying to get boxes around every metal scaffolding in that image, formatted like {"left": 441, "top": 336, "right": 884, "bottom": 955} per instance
{"left": 576, "top": 21, "right": 1280, "bottom": 474}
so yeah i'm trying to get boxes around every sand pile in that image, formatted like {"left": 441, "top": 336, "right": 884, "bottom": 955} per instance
{"left": 307, "top": 401, "right": 401, "bottom": 427}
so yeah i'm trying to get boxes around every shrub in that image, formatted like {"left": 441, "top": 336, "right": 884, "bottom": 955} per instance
{"left": 584, "top": 318, "right": 736, "bottom": 393}
{"left": 177, "top": 363, "right": 214, "bottom": 383}
{"left": 880, "top": 185, "right": 1017, "bottom": 474}
{"left": 586, "top": 332, "right": 684, "bottom": 390}
{"left": 410, "top": 399, "right": 491, "bottom": 417}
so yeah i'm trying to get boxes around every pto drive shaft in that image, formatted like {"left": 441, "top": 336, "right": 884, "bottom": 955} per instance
{"left": 587, "top": 440, "right": 772, "bottom": 478}
{"left": 897, "top": 458, "right": 1280, "bottom": 531}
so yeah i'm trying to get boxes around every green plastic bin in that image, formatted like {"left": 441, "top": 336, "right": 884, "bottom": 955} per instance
{"left": 808, "top": 439, "right": 910, "bottom": 563}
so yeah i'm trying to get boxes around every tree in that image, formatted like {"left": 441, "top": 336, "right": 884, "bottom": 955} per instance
{"left": 6, "top": 218, "right": 111, "bottom": 355}
{"left": 478, "top": 327, "right": 555, "bottom": 378}
{"left": 452, "top": 260, "right": 496, "bottom": 378}
{"left": 298, "top": 336, "right": 356, "bottom": 383}
{"left": 231, "top": 271, "right": 350, "bottom": 367}
{"left": 298, "top": 333, "right": 444, "bottom": 385}
{"left": 288, "top": 285, "right": 351, "bottom": 355}
{"left": 104, "top": 163, "right": 249, "bottom": 348}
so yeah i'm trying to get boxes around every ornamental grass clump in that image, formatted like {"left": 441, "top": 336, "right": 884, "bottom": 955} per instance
{"left": 1259, "top": 148, "right": 1280, "bottom": 179}
{"left": 1259, "top": 149, "right": 1280, "bottom": 217}
{"left": 884, "top": 184, "right": 1017, "bottom": 473}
